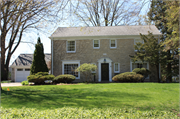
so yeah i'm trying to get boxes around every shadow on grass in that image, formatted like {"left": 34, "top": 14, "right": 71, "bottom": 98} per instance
{"left": 1, "top": 87, "right": 150, "bottom": 110}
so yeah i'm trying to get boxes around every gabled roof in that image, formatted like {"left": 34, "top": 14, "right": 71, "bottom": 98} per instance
{"left": 50, "top": 25, "right": 161, "bottom": 38}
{"left": 11, "top": 54, "right": 51, "bottom": 67}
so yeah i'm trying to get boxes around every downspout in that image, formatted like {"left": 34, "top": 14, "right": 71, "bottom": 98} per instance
{"left": 51, "top": 38, "right": 53, "bottom": 75}
{"left": 158, "top": 35, "right": 161, "bottom": 80}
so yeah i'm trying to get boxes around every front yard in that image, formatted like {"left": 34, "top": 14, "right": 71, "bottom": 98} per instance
{"left": 1, "top": 83, "right": 179, "bottom": 118}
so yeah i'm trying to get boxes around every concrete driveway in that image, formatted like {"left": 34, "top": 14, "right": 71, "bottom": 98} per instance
{"left": 1, "top": 83, "right": 22, "bottom": 87}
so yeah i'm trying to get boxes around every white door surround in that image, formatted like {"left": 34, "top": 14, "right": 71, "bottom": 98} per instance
{"left": 97, "top": 57, "right": 112, "bottom": 82}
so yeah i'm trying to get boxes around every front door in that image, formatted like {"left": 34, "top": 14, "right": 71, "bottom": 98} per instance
{"left": 101, "top": 63, "right": 109, "bottom": 81}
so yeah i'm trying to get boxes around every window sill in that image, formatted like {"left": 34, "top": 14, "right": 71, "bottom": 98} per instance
{"left": 93, "top": 47, "right": 100, "bottom": 49}
{"left": 67, "top": 51, "right": 76, "bottom": 53}
{"left": 110, "top": 47, "right": 117, "bottom": 49}
{"left": 76, "top": 77, "right": 80, "bottom": 79}
{"left": 114, "top": 71, "right": 120, "bottom": 73}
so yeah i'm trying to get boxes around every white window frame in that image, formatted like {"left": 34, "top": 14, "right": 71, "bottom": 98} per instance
{"left": 62, "top": 60, "right": 80, "bottom": 79}
{"left": 114, "top": 63, "right": 120, "bottom": 73}
{"left": 134, "top": 39, "right": 144, "bottom": 52}
{"left": 110, "top": 39, "right": 117, "bottom": 49}
{"left": 130, "top": 60, "right": 149, "bottom": 72}
{"left": 66, "top": 40, "right": 76, "bottom": 53}
{"left": 93, "top": 39, "right": 100, "bottom": 49}
{"left": 91, "top": 63, "right": 96, "bottom": 73}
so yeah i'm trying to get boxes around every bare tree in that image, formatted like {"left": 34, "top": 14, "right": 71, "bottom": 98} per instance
{"left": 71, "top": 0, "right": 149, "bottom": 26}
{"left": 0, "top": 0, "right": 68, "bottom": 87}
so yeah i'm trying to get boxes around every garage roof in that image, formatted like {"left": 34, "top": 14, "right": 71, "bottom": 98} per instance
{"left": 50, "top": 25, "right": 161, "bottom": 38}
{"left": 11, "top": 54, "right": 51, "bottom": 67}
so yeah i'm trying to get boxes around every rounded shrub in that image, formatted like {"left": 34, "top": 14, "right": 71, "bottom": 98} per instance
{"left": 132, "top": 68, "right": 151, "bottom": 82}
{"left": 112, "top": 72, "right": 143, "bottom": 82}
{"left": 27, "top": 72, "right": 55, "bottom": 85}
{"left": 53, "top": 74, "right": 76, "bottom": 84}
{"left": 21, "top": 80, "right": 29, "bottom": 85}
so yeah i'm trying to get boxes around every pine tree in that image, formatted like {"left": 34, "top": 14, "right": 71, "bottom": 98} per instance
{"left": 131, "top": 32, "right": 163, "bottom": 83}
{"left": 148, "top": 0, "right": 175, "bottom": 82}
{"left": 30, "top": 37, "right": 49, "bottom": 75}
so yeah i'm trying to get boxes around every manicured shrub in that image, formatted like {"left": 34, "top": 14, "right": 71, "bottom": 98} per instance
{"left": 132, "top": 68, "right": 151, "bottom": 82}
{"left": 27, "top": 72, "right": 55, "bottom": 85}
{"left": 53, "top": 74, "right": 76, "bottom": 84}
{"left": 112, "top": 72, "right": 143, "bottom": 82}
{"left": 21, "top": 80, "right": 29, "bottom": 85}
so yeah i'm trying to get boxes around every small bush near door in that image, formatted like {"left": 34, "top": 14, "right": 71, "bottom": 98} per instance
{"left": 53, "top": 74, "right": 76, "bottom": 84}
{"left": 27, "top": 72, "right": 55, "bottom": 85}
{"left": 112, "top": 72, "right": 143, "bottom": 82}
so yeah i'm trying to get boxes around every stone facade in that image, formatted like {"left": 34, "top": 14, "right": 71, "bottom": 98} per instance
{"left": 52, "top": 38, "right": 158, "bottom": 82}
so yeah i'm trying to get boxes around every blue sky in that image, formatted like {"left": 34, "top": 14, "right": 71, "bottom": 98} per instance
{"left": 9, "top": 0, "right": 151, "bottom": 65}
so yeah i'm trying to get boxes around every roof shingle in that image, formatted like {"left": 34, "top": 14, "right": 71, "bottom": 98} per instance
{"left": 50, "top": 25, "right": 161, "bottom": 38}
{"left": 11, "top": 54, "right": 51, "bottom": 67}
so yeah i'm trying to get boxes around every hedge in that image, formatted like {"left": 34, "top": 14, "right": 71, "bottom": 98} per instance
{"left": 27, "top": 72, "right": 55, "bottom": 85}
{"left": 0, "top": 107, "right": 178, "bottom": 118}
{"left": 53, "top": 74, "right": 76, "bottom": 84}
{"left": 112, "top": 72, "right": 143, "bottom": 82}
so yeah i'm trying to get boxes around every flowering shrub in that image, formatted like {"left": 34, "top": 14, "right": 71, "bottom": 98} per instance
{"left": 76, "top": 63, "right": 97, "bottom": 82}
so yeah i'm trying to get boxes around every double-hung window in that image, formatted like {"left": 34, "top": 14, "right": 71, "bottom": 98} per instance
{"left": 62, "top": 61, "right": 80, "bottom": 79}
{"left": 132, "top": 63, "right": 148, "bottom": 70}
{"left": 114, "top": 63, "right": 120, "bottom": 73}
{"left": 93, "top": 40, "right": 100, "bottom": 49}
{"left": 110, "top": 39, "right": 117, "bottom": 48}
{"left": 67, "top": 41, "right": 76, "bottom": 53}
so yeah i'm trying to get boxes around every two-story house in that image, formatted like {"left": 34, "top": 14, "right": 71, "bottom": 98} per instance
{"left": 49, "top": 25, "right": 161, "bottom": 82}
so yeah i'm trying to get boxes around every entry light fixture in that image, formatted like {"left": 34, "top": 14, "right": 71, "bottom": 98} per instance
{"left": 104, "top": 58, "right": 106, "bottom": 63}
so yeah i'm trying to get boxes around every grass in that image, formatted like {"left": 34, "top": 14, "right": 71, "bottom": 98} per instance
{"left": 1, "top": 80, "right": 11, "bottom": 83}
{"left": 1, "top": 83, "right": 179, "bottom": 111}
{"left": 1, "top": 83, "right": 179, "bottom": 118}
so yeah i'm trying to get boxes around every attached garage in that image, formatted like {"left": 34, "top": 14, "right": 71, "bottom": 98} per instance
{"left": 15, "top": 68, "right": 30, "bottom": 82}
{"left": 11, "top": 54, "right": 51, "bottom": 82}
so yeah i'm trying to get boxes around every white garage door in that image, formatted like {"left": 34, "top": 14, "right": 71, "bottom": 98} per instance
{"left": 16, "top": 68, "right": 30, "bottom": 82}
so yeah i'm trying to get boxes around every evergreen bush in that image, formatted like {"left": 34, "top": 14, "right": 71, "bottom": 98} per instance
{"left": 27, "top": 72, "right": 55, "bottom": 85}
{"left": 132, "top": 68, "right": 151, "bottom": 82}
{"left": 112, "top": 72, "right": 143, "bottom": 82}
{"left": 30, "top": 37, "right": 49, "bottom": 75}
{"left": 21, "top": 80, "right": 29, "bottom": 85}
{"left": 53, "top": 74, "right": 76, "bottom": 84}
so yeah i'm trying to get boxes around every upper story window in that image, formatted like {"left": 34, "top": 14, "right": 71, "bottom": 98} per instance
{"left": 114, "top": 63, "right": 120, "bottom": 73}
{"left": 110, "top": 39, "right": 117, "bottom": 48}
{"left": 93, "top": 40, "right": 100, "bottom": 49}
{"left": 67, "top": 41, "right": 76, "bottom": 53}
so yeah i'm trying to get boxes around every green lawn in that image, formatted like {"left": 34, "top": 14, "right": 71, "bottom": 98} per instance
{"left": 1, "top": 83, "right": 179, "bottom": 111}
{"left": 1, "top": 83, "right": 179, "bottom": 118}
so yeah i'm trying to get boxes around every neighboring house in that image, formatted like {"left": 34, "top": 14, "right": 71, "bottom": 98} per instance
{"left": 49, "top": 25, "right": 161, "bottom": 82}
{"left": 10, "top": 54, "right": 51, "bottom": 82}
